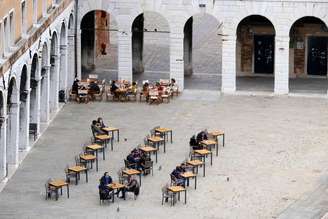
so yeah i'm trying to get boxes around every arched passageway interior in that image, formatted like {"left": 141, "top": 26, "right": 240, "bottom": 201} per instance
{"left": 59, "top": 22, "right": 67, "bottom": 94}
{"left": 40, "top": 43, "right": 49, "bottom": 123}
{"left": 50, "top": 32, "right": 59, "bottom": 115}
{"left": 236, "top": 15, "right": 275, "bottom": 92}
{"left": 19, "top": 65, "right": 28, "bottom": 150}
{"left": 6, "top": 78, "right": 19, "bottom": 167}
{"left": 183, "top": 14, "right": 222, "bottom": 90}
{"left": 81, "top": 10, "right": 118, "bottom": 81}
{"left": 0, "top": 91, "right": 5, "bottom": 179}
{"left": 289, "top": 16, "right": 328, "bottom": 94}
{"left": 67, "top": 14, "right": 75, "bottom": 88}
{"left": 30, "top": 54, "right": 38, "bottom": 141}
{"left": 131, "top": 12, "right": 170, "bottom": 84}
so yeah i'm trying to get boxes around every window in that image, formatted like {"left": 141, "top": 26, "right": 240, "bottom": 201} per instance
{"left": 21, "top": 1, "right": 27, "bottom": 37}
{"left": 9, "top": 11, "right": 14, "bottom": 47}
{"left": 3, "top": 17, "right": 8, "bottom": 53}
{"left": 33, "top": 0, "right": 38, "bottom": 24}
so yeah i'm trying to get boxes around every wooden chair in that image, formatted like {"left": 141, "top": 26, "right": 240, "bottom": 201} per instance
{"left": 45, "top": 178, "right": 57, "bottom": 200}
{"left": 149, "top": 90, "right": 160, "bottom": 104}
{"left": 141, "top": 160, "right": 153, "bottom": 176}
{"left": 124, "top": 159, "right": 137, "bottom": 169}
{"left": 161, "top": 184, "right": 174, "bottom": 206}
{"left": 65, "top": 165, "right": 75, "bottom": 184}
{"left": 94, "top": 85, "right": 105, "bottom": 101}
{"left": 117, "top": 168, "right": 128, "bottom": 184}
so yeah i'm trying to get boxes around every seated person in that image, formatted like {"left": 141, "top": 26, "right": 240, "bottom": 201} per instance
{"left": 72, "top": 78, "right": 79, "bottom": 94}
{"left": 155, "top": 82, "right": 165, "bottom": 97}
{"left": 196, "top": 130, "right": 208, "bottom": 144}
{"left": 110, "top": 80, "right": 119, "bottom": 95}
{"left": 127, "top": 82, "right": 137, "bottom": 95}
{"left": 190, "top": 135, "right": 203, "bottom": 150}
{"left": 91, "top": 120, "right": 106, "bottom": 136}
{"left": 78, "top": 86, "right": 89, "bottom": 103}
{"left": 142, "top": 82, "right": 150, "bottom": 101}
{"left": 126, "top": 149, "right": 142, "bottom": 169}
{"left": 118, "top": 176, "right": 140, "bottom": 199}
{"left": 96, "top": 117, "right": 106, "bottom": 128}
{"left": 89, "top": 81, "right": 100, "bottom": 94}
{"left": 98, "top": 172, "right": 113, "bottom": 200}
{"left": 171, "top": 166, "right": 186, "bottom": 187}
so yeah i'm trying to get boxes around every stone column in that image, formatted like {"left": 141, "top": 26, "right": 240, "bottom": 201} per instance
{"left": 118, "top": 31, "right": 133, "bottom": 81}
{"left": 132, "top": 14, "right": 144, "bottom": 75}
{"left": 40, "top": 65, "right": 50, "bottom": 123}
{"left": 184, "top": 18, "right": 193, "bottom": 76}
{"left": 60, "top": 44, "right": 68, "bottom": 93}
{"left": 274, "top": 35, "right": 289, "bottom": 95}
{"left": 221, "top": 34, "right": 236, "bottom": 93}
{"left": 50, "top": 54, "right": 60, "bottom": 113}
{"left": 170, "top": 31, "right": 185, "bottom": 90}
{"left": 7, "top": 102, "right": 19, "bottom": 166}
{"left": 67, "top": 34, "right": 75, "bottom": 87}
{"left": 76, "top": 29, "right": 82, "bottom": 79}
{"left": 0, "top": 116, "right": 7, "bottom": 180}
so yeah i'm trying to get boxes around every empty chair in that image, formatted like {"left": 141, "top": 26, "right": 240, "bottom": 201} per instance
{"left": 141, "top": 160, "right": 153, "bottom": 176}
{"left": 161, "top": 184, "right": 174, "bottom": 206}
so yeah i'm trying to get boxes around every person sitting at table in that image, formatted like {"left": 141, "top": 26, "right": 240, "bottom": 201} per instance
{"left": 97, "top": 117, "right": 106, "bottom": 128}
{"left": 98, "top": 172, "right": 113, "bottom": 201}
{"left": 196, "top": 129, "right": 208, "bottom": 144}
{"left": 119, "top": 176, "right": 140, "bottom": 199}
{"left": 91, "top": 120, "right": 106, "bottom": 136}
{"left": 72, "top": 78, "right": 79, "bottom": 94}
{"left": 171, "top": 166, "right": 186, "bottom": 187}
{"left": 89, "top": 81, "right": 100, "bottom": 93}
{"left": 142, "top": 82, "right": 150, "bottom": 102}
{"left": 127, "top": 81, "right": 137, "bottom": 95}
{"left": 78, "top": 86, "right": 89, "bottom": 104}
{"left": 127, "top": 150, "right": 142, "bottom": 169}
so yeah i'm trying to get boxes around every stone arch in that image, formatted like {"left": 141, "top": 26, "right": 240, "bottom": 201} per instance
{"left": 59, "top": 22, "right": 68, "bottom": 94}
{"left": 19, "top": 65, "right": 29, "bottom": 150}
{"left": 0, "top": 89, "right": 6, "bottom": 179}
{"left": 49, "top": 31, "right": 59, "bottom": 114}
{"left": 235, "top": 15, "right": 276, "bottom": 92}
{"left": 182, "top": 12, "right": 222, "bottom": 90}
{"left": 40, "top": 42, "right": 49, "bottom": 123}
{"left": 6, "top": 76, "right": 19, "bottom": 167}
{"left": 131, "top": 11, "right": 171, "bottom": 82}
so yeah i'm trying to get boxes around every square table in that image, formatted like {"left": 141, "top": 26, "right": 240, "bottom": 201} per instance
{"left": 86, "top": 144, "right": 105, "bottom": 160}
{"left": 148, "top": 136, "right": 165, "bottom": 153}
{"left": 80, "top": 154, "right": 98, "bottom": 171}
{"left": 201, "top": 139, "right": 218, "bottom": 156}
{"left": 102, "top": 127, "right": 120, "bottom": 142}
{"left": 108, "top": 182, "right": 126, "bottom": 203}
{"left": 180, "top": 172, "right": 197, "bottom": 190}
{"left": 122, "top": 169, "right": 142, "bottom": 186}
{"left": 139, "top": 145, "right": 158, "bottom": 163}
{"left": 96, "top": 134, "right": 113, "bottom": 150}
{"left": 155, "top": 128, "right": 173, "bottom": 143}
{"left": 68, "top": 165, "right": 88, "bottom": 185}
{"left": 209, "top": 130, "right": 225, "bottom": 147}
{"left": 48, "top": 179, "right": 69, "bottom": 200}
{"left": 167, "top": 186, "right": 187, "bottom": 205}
{"left": 193, "top": 149, "right": 213, "bottom": 166}
{"left": 187, "top": 159, "right": 205, "bottom": 177}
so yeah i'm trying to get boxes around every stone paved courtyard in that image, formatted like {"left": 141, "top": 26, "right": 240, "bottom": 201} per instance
{"left": 0, "top": 92, "right": 328, "bottom": 218}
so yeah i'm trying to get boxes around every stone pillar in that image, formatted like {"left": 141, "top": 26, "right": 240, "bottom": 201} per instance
{"left": 0, "top": 116, "right": 7, "bottom": 180}
{"left": 6, "top": 103, "right": 19, "bottom": 166}
{"left": 60, "top": 44, "right": 68, "bottom": 93}
{"left": 49, "top": 54, "right": 59, "bottom": 114}
{"left": 67, "top": 34, "right": 75, "bottom": 87}
{"left": 118, "top": 31, "right": 133, "bottom": 81}
{"left": 184, "top": 18, "right": 193, "bottom": 76}
{"left": 132, "top": 14, "right": 144, "bottom": 74}
{"left": 40, "top": 65, "right": 50, "bottom": 123}
{"left": 274, "top": 35, "right": 289, "bottom": 95}
{"left": 170, "top": 31, "right": 184, "bottom": 90}
{"left": 76, "top": 29, "right": 82, "bottom": 79}
{"left": 221, "top": 34, "right": 236, "bottom": 93}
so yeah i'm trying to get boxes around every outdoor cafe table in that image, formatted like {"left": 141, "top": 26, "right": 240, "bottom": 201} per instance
{"left": 48, "top": 179, "right": 69, "bottom": 200}
{"left": 200, "top": 139, "right": 218, "bottom": 156}
{"left": 167, "top": 186, "right": 187, "bottom": 205}
{"left": 96, "top": 134, "right": 113, "bottom": 150}
{"left": 187, "top": 159, "right": 205, "bottom": 177}
{"left": 208, "top": 130, "right": 225, "bottom": 147}
{"left": 193, "top": 149, "right": 213, "bottom": 166}
{"left": 155, "top": 127, "right": 173, "bottom": 143}
{"left": 108, "top": 182, "right": 126, "bottom": 203}
{"left": 181, "top": 172, "right": 197, "bottom": 190}
{"left": 102, "top": 127, "right": 120, "bottom": 142}
{"left": 68, "top": 166, "right": 88, "bottom": 185}
{"left": 139, "top": 145, "right": 158, "bottom": 163}
{"left": 122, "top": 169, "right": 142, "bottom": 186}
{"left": 148, "top": 136, "right": 165, "bottom": 153}
{"left": 80, "top": 154, "right": 98, "bottom": 171}
{"left": 86, "top": 144, "right": 105, "bottom": 160}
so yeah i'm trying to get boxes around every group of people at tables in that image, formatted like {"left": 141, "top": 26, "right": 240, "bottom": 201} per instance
{"left": 141, "top": 78, "right": 178, "bottom": 103}
{"left": 98, "top": 172, "right": 140, "bottom": 201}
{"left": 71, "top": 78, "right": 103, "bottom": 103}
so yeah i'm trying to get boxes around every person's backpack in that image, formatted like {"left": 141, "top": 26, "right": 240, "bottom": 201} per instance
{"left": 189, "top": 135, "right": 197, "bottom": 146}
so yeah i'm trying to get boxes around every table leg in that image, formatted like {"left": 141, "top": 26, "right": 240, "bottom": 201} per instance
{"left": 96, "top": 158, "right": 98, "bottom": 172}
{"left": 102, "top": 148, "right": 105, "bottom": 160}
{"left": 216, "top": 142, "right": 218, "bottom": 157}
{"left": 223, "top": 134, "right": 225, "bottom": 147}
{"left": 203, "top": 162, "right": 206, "bottom": 177}
{"left": 139, "top": 174, "right": 142, "bottom": 186}
{"left": 170, "top": 131, "right": 173, "bottom": 143}
{"left": 210, "top": 153, "right": 213, "bottom": 166}
{"left": 67, "top": 184, "right": 69, "bottom": 198}
{"left": 185, "top": 190, "right": 187, "bottom": 204}
{"left": 155, "top": 151, "right": 158, "bottom": 163}
{"left": 85, "top": 170, "right": 88, "bottom": 183}
{"left": 61, "top": 188, "right": 63, "bottom": 195}
{"left": 164, "top": 140, "right": 166, "bottom": 153}
{"left": 195, "top": 176, "right": 197, "bottom": 190}
{"left": 75, "top": 172, "right": 78, "bottom": 185}
{"left": 111, "top": 138, "right": 113, "bottom": 151}
{"left": 118, "top": 130, "right": 120, "bottom": 142}
{"left": 56, "top": 189, "right": 59, "bottom": 201}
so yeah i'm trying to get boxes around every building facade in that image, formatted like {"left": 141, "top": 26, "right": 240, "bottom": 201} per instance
{"left": 1, "top": 0, "right": 328, "bottom": 182}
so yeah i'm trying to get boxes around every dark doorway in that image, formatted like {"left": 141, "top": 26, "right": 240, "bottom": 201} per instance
{"left": 307, "top": 36, "right": 328, "bottom": 76}
{"left": 254, "top": 35, "right": 274, "bottom": 74}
